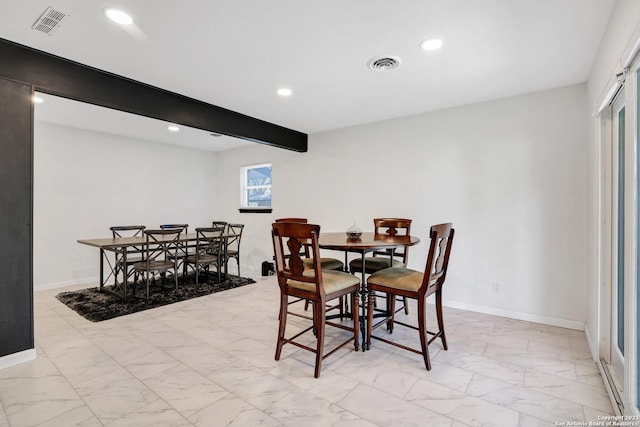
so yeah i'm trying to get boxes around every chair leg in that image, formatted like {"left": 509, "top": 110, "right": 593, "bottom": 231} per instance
{"left": 388, "top": 294, "right": 396, "bottom": 333}
{"left": 309, "top": 301, "right": 318, "bottom": 337}
{"left": 313, "top": 299, "right": 326, "bottom": 378}
{"left": 435, "top": 290, "right": 448, "bottom": 350}
{"left": 237, "top": 256, "right": 240, "bottom": 277}
{"left": 403, "top": 296, "right": 409, "bottom": 315}
{"left": 145, "top": 271, "right": 150, "bottom": 300}
{"left": 367, "top": 292, "right": 375, "bottom": 350}
{"left": 417, "top": 298, "right": 431, "bottom": 370}
{"left": 275, "top": 292, "right": 288, "bottom": 361}
{"left": 352, "top": 292, "right": 359, "bottom": 352}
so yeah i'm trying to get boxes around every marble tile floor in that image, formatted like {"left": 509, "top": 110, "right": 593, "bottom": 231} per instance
{"left": 0, "top": 276, "right": 612, "bottom": 426}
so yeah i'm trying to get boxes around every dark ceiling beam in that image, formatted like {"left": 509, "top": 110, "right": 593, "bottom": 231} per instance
{"left": 0, "top": 38, "right": 307, "bottom": 152}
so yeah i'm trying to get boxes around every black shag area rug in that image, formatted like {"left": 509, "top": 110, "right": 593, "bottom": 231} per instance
{"left": 56, "top": 274, "right": 256, "bottom": 322}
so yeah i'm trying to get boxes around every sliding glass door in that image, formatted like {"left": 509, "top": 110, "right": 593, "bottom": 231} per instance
{"left": 599, "top": 37, "right": 640, "bottom": 418}
{"left": 637, "top": 68, "right": 640, "bottom": 412}
{"left": 608, "top": 90, "right": 627, "bottom": 400}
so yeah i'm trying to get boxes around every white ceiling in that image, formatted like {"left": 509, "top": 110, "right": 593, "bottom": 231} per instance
{"left": 0, "top": 1, "right": 615, "bottom": 148}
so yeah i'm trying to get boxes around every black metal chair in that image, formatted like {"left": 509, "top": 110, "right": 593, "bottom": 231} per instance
{"left": 184, "top": 226, "right": 225, "bottom": 285}
{"left": 160, "top": 223, "right": 189, "bottom": 275}
{"left": 109, "top": 225, "right": 146, "bottom": 290}
{"left": 223, "top": 223, "right": 244, "bottom": 276}
{"left": 132, "top": 228, "right": 182, "bottom": 299}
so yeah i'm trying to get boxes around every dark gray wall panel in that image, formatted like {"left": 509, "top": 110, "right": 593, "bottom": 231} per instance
{"left": 0, "top": 77, "right": 33, "bottom": 357}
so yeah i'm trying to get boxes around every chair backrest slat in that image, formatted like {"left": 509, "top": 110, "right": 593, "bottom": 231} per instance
{"left": 275, "top": 218, "right": 308, "bottom": 224}
{"left": 421, "top": 223, "right": 455, "bottom": 296}
{"left": 212, "top": 221, "right": 228, "bottom": 232}
{"left": 110, "top": 225, "right": 145, "bottom": 238}
{"left": 160, "top": 223, "right": 189, "bottom": 233}
{"left": 195, "top": 226, "right": 224, "bottom": 255}
{"left": 144, "top": 228, "right": 182, "bottom": 263}
{"left": 275, "top": 218, "right": 310, "bottom": 257}
{"left": 226, "top": 223, "right": 244, "bottom": 251}
{"left": 373, "top": 218, "right": 412, "bottom": 264}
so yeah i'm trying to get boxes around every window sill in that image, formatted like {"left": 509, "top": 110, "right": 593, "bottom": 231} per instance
{"left": 239, "top": 208, "right": 272, "bottom": 214}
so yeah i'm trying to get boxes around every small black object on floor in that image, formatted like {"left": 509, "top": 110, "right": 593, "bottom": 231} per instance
{"left": 56, "top": 274, "right": 256, "bottom": 322}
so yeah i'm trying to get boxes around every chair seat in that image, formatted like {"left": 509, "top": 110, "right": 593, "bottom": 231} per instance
{"left": 117, "top": 256, "right": 144, "bottom": 265}
{"left": 185, "top": 254, "right": 219, "bottom": 264}
{"left": 288, "top": 269, "right": 359, "bottom": 294}
{"left": 349, "top": 257, "right": 404, "bottom": 274}
{"left": 367, "top": 267, "right": 424, "bottom": 292}
{"left": 303, "top": 257, "right": 344, "bottom": 271}
{"left": 133, "top": 260, "right": 174, "bottom": 272}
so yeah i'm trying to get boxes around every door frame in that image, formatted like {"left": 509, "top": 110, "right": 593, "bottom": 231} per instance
{"left": 599, "top": 59, "right": 640, "bottom": 415}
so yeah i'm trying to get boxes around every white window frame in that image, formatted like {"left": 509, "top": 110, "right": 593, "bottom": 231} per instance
{"left": 240, "top": 163, "right": 272, "bottom": 209}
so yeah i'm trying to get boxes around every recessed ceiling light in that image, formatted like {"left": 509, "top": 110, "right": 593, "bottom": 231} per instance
{"left": 168, "top": 125, "right": 180, "bottom": 132}
{"left": 277, "top": 88, "right": 292, "bottom": 97}
{"left": 420, "top": 38, "right": 443, "bottom": 51}
{"left": 103, "top": 8, "right": 133, "bottom": 25}
{"left": 32, "top": 96, "right": 44, "bottom": 104}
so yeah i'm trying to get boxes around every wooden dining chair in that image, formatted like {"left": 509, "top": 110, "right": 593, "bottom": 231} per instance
{"left": 272, "top": 222, "right": 360, "bottom": 378}
{"left": 349, "top": 218, "right": 413, "bottom": 314}
{"left": 275, "top": 217, "right": 346, "bottom": 315}
{"left": 366, "top": 223, "right": 454, "bottom": 370}
{"left": 184, "top": 226, "right": 224, "bottom": 285}
{"left": 132, "top": 228, "right": 183, "bottom": 299}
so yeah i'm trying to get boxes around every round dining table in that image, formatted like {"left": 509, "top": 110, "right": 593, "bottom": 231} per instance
{"left": 318, "top": 232, "right": 421, "bottom": 350}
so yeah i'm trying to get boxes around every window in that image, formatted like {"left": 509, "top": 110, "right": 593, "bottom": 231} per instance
{"left": 240, "top": 163, "right": 272, "bottom": 211}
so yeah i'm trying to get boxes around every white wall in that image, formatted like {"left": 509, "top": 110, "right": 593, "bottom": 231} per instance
{"left": 216, "top": 83, "right": 588, "bottom": 329}
{"left": 585, "top": 0, "right": 640, "bottom": 354}
{"left": 33, "top": 122, "right": 218, "bottom": 289}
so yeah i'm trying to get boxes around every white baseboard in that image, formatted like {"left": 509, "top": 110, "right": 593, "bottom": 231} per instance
{"left": 584, "top": 323, "right": 599, "bottom": 361}
{"left": 0, "top": 349, "right": 36, "bottom": 370}
{"left": 444, "top": 299, "right": 585, "bottom": 331}
{"left": 34, "top": 277, "right": 96, "bottom": 292}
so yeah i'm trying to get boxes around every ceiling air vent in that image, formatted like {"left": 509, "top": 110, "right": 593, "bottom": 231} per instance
{"left": 368, "top": 56, "right": 401, "bottom": 71}
{"left": 31, "top": 7, "right": 68, "bottom": 35}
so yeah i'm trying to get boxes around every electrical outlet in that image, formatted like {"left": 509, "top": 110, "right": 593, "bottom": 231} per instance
{"left": 492, "top": 282, "right": 500, "bottom": 294}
